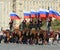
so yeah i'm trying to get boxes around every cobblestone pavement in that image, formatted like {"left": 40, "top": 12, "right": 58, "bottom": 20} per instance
{"left": 0, "top": 42, "right": 60, "bottom": 50}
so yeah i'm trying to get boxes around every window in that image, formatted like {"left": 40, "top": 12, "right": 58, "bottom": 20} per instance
{"left": 13, "top": 0, "right": 16, "bottom": 2}
{"left": 20, "top": 3, "right": 22, "bottom": 5}
{"left": 20, "top": 10, "right": 22, "bottom": 12}
{"left": 24, "top": 1, "right": 27, "bottom": 9}
{"left": 41, "top": 0, "right": 44, "bottom": 1}
{"left": 59, "top": 4, "right": 60, "bottom": 7}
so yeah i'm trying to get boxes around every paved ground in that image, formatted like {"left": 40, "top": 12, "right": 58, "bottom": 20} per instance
{"left": 0, "top": 42, "right": 60, "bottom": 50}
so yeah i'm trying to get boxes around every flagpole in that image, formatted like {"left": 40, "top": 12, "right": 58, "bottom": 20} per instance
{"left": 47, "top": 7, "right": 51, "bottom": 35}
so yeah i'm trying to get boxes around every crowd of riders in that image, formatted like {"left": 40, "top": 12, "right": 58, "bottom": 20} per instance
{"left": 0, "top": 18, "right": 60, "bottom": 45}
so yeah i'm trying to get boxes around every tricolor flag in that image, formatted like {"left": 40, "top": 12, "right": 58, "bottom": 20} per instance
{"left": 49, "top": 9, "right": 60, "bottom": 20}
{"left": 38, "top": 9, "right": 49, "bottom": 19}
{"left": 24, "top": 11, "right": 30, "bottom": 19}
{"left": 10, "top": 12, "right": 20, "bottom": 20}
{"left": 30, "top": 10, "right": 37, "bottom": 18}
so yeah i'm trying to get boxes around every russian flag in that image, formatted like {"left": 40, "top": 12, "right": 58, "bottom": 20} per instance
{"left": 10, "top": 12, "right": 20, "bottom": 20}
{"left": 49, "top": 9, "right": 60, "bottom": 20}
{"left": 24, "top": 11, "right": 31, "bottom": 19}
{"left": 30, "top": 10, "right": 37, "bottom": 18}
{"left": 38, "top": 9, "right": 49, "bottom": 19}
{"left": 37, "top": 11, "right": 41, "bottom": 18}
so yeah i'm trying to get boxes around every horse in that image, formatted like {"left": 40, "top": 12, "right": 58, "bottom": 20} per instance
{"left": 11, "top": 29, "right": 23, "bottom": 43}
{"left": 3, "top": 30, "right": 10, "bottom": 43}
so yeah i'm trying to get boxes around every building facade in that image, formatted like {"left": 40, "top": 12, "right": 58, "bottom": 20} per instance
{"left": 0, "top": 0, "right": 60, "bottom": 29}
{"left": 15, "top": 0, "right": 60, "bottom": 18}
{"left": 0, "top": 0, "right": 12, "bottom": 29}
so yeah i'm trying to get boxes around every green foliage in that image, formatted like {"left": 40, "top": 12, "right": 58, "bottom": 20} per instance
{"left": 41, "top": 19, "right": 60, "bottom": 31}
{"left": 51, "top": 19, "right": 60, "bottom": 31}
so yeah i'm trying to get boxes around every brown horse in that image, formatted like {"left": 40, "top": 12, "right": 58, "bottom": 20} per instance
{"left": 13, "top": 29, "right": 23, "bottom": 43}
{"left": 3, "top": 30, "right": 10, "bottom": 43}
